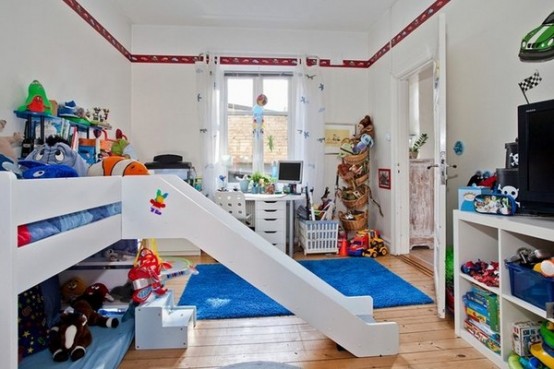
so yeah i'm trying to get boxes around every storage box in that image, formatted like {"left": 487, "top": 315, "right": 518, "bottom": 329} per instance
{"left": 512, "top": 321, "right": 542, "bottom": 356}
{"left": 507, "top": 262, "right": 554, "bottom": 310}
{"left": 458, "top": 186, "right": 493, "bottom": 212}
{"left": 298, "top": 219, "right": 339, "bottom": 255}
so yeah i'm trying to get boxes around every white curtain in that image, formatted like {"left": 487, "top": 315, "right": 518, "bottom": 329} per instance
{"left": 197, "top": 56, "right": 326, "bottom": 197}
{"left": 195, "top": 56, "right": 224, "bottom": 199}
{"left": 293, "top": 59, "right": 326, "bottom": 195}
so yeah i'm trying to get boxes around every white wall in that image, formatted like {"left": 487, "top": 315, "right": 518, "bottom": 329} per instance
{"left": 129, "top": 25, "right": 372, "bottom": 193}
{"left": 367, "top": 0, "right": 554, "bottom": 246}
{"left": 0, "top": 0, "right": 132, "bottom": 144}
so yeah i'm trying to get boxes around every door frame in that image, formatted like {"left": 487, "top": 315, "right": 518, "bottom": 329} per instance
{"left": 391, "top": 14, "right": 446, "bottom": 318}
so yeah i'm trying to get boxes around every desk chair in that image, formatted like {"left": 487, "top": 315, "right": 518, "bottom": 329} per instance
{"left": 214, "top": 191, "right": 252, "bottom": 227}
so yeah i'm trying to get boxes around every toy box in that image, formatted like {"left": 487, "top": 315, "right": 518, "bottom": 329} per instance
{"left": 458, "top": 186, "right": 493, "bottom": 212}
{"left": 512, "top": 321, "right": 542, "bottom": 356}
{"left": 507, "top": 262, "right": 554, "bottom": 310}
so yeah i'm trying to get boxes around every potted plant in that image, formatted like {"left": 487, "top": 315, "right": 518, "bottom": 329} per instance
{"left": 250, "top": 171, "right": 273, "bottom": 193}
{"left": 409, "top": 133, "right": 428, "bottom": 159}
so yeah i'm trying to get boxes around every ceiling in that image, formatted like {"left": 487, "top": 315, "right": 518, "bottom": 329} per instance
{"left": 112, "top": 0, "right": 397, "bottom": 33}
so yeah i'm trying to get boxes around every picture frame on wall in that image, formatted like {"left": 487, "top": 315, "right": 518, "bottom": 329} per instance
{"left": 378, "top": 168, "right": 391, "bottom": 189}
{"left": 324, "top": 123, "right": 355, "bottom": 154}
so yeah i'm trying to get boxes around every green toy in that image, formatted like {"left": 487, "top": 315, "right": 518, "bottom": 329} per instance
{"left": 17, "top": 80, "right": 52, "bottom": 114}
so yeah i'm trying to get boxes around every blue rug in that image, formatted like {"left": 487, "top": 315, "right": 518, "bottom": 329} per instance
{"left": 178, "top": 258, "right": 433, "bottom": 320}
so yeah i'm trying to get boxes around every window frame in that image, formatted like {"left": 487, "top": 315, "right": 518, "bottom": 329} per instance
{"left": 221, "top": 68, "right": 296, "bottom": 183}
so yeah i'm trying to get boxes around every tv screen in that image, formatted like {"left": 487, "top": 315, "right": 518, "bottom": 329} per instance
{"left": 277, "top": 160, "right": 303, "bottom": 184}
{"left": 518, "top": 99, "right": 554, "bottom": 215}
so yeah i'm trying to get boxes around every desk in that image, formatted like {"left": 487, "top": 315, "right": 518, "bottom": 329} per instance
{"left": 244, "top": 193, "right": 303, "bottom": 257}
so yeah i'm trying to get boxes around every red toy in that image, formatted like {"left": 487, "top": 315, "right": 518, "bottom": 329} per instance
{"left": 128, "top": 243, "right": 172, "bottom": 303}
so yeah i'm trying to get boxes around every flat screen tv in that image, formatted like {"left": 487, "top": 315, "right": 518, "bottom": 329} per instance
{"left": 517, "top": 99, "right": 554, "bottom": 215}
{"left": 277, "top": 160, "right": 303, "bottom": 184}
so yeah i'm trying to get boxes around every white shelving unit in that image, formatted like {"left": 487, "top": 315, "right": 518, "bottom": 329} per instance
{"left": 453, "top": 210, "right": 554, "bottom": 368}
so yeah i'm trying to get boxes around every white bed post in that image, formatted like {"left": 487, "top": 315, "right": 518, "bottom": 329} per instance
{"left": 0, "top": 172, "right": 18, "bottom": 369}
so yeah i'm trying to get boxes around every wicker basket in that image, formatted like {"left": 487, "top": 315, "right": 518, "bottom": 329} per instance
{"left": 354, "top": 171, "right": 369, "bottom": 186}
{"left": 339, "top": 210, "right": 368, "bottom": 232}
{"left": 338, "top": 184, "right": 369, "bottom": 210}
{"left": 342, "top": 149, "right": 369, "bottom": 165}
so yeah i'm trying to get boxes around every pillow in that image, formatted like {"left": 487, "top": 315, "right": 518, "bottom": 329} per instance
{"left": 18, "top": 286, "right": 48, "bottom": 360}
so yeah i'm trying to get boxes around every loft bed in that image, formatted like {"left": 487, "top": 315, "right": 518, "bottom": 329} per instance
{"left": 2, "top": 170, "right": 399, "bottom": 369}
{"left": 0, "top": 172, "right": 130, "bottom": 369}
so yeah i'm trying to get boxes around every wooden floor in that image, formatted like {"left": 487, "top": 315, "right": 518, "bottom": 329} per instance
{"left": 119, "top": 252, "right": 498, "bottom": 369}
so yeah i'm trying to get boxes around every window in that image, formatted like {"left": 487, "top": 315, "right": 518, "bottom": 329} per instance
{"left": 224, "top": 72, "right": 292, "bottom": 182}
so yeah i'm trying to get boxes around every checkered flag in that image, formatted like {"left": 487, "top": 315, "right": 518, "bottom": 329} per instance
{"left": 519, "top": 71, "right": 542, "bottom": 91}
{"left": 519, "top": 70, "right": 542, "bottom": 103}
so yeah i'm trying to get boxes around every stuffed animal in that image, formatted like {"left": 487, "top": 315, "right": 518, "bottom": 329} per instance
{"left": 109, "top": 129, "right": 137, "bottom": 159}
{"left": 88, "top": 156, "right": 149, "bottom": 176}
{"left": 0, "top": 119, "right": 24, "bottom": 162}
{"left": 19, "top": 161, "right": 79, "bottom": 179}
{"left": 48, "top": 310, "right": 91, "bottom": 362}
{"left": 70, "top": 283, "right": 119, "bottom": 328}
{"left": 60, "top": 277, "right": 87, "bottom": 303}
{"left": 357, "top": 115, "right": 374, "bottom": 138}
{"left": 23, "top": 136, "right": 88, "bottom": 176}
{"left": 17, "top": 80, "right": 53, "bottom": 114}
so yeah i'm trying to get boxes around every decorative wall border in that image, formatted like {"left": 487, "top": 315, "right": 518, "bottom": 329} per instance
{"left": 63, "top": 0, "right": 450, "bottom": 67}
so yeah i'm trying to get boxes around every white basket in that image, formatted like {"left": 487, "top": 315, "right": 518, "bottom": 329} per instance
{"left": 298, "top": 219, "right": 339, "bottom": 255}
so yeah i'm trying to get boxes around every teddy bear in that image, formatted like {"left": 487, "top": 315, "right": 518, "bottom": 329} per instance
{"left": 60, "top": 277, "right": 87, "bottom": 303}
{"left": 357, "top": 115, "right": 375, "bottom": 138}
{"left": 0, "top": 119, "right": 24, "bottom": 173}
{"left": 48, "top": 283, "right": 120, "bottom": 362}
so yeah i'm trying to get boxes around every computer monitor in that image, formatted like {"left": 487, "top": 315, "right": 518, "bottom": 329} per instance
{"left": 277, "top": 160, "right": 303, "bottom": 192}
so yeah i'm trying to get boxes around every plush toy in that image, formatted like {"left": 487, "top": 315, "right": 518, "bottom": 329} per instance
{"left": 0, "top": 119, "right": 24, "bottom": 162}
{"left": 17, "top": 80, "right": 53, "bottom": 114}
{"left": 357, "top": 115, "right": 375, "bottom": 138}
{"left": 49, "top": 280, "right": 119, "bottom": 362}
{"left": 88, "top": 156, "right": 149, "bottom": 176}
{"left": 109, "top": 129, "right": 137, "bottom": 159}
{"left": 48, "top": 310, "right": 91, "bottom": 362}
{"left": 110, "top": 282, "right": 134, "bottom": 303}
{"left": 23, "top": 136, "right": 88, "bottom": 176}
{"left": 352, "top": 133, "right": 373, "bottom": 154}
{"left": 60, "top": 277, "right": 87, "bottom": 303}
{"left": 19, "top": 161, "right": 79, "bottom": 179}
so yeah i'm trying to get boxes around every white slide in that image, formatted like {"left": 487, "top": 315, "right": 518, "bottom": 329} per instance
{"left": 122, "top": 175, "right": 399, "bottom": 357}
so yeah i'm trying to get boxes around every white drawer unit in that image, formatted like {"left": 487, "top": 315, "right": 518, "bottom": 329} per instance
{"left": 255, "top": 200, "right": 286, "bottom": 253}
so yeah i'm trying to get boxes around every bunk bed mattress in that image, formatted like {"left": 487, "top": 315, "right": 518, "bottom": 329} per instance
{"left": 18, "top": 314, "right": 134, "bottom": 369}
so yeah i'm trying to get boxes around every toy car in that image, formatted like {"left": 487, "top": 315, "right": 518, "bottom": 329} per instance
{"left": 519, "top": 11, "right": 554, "bottom": 62}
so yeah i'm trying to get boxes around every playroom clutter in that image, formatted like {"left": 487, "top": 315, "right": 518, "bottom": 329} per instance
{"left": 337, "top": 228, "right": 388, "bottom": 257}
{"left": 13, "top": 80, "right": 121, "bottom": 165}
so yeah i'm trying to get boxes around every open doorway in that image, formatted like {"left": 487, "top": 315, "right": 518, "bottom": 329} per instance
{"left": 407, "top": 65, "right": 435, "bottom": 272}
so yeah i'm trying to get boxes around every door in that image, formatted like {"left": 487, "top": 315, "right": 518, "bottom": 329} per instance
{"left": 393, "top": 14, "right": 447, "bottom": 318}
{"left": 432, "top": 14, "right": 447, "bottom": 319}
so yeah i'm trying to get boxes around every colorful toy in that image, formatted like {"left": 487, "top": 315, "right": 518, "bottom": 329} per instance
{"left": 128, "top": 239, "right": 172, "bottom": 304}
{"left": 109, "top": 129, "right": 137, "bottom": 159}
{"left": 87, "top": 156, "right": 149, "bottom": 176}
{"left": 353, "top": 133, "right": 373, "bottom": 154}
{"left": 17, "top": 80, "right": 52, "bottom": 114}
{"left": 367, "top": 229, "right": 388, "bottom": 257}
{"left": 22, "top": 136, "right": 88, "bottom": 176}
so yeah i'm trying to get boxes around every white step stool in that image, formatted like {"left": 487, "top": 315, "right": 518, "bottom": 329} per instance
{"left": 134, "top": 290, "right": 196, "bottom": 350}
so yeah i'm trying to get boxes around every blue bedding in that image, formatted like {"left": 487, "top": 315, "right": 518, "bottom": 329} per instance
{"left": 19, "top": 313, "right": 134, "bottom": 369}
{"left": 18, "top": 203, "right": 121, "bottom": 246}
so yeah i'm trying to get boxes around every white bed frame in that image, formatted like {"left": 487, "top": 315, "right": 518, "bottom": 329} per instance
{"left": 1, "top": 172, "right": 399, "bottom": 369}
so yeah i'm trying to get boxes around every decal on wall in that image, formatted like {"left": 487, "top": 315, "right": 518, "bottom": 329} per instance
{"left": 150, "top": 189, "right": 169, "bottom": 215}
{"left": 63, "top": 0, "right": 451, "bottom": 67}
{"left": 518, "top": 70, "right": 542, "bottom": 104}
{"left": 519, "top": 11, "right": 554, "bottom": 62}
{"left": 453, "top": 140, "right": 464, "bottom": 155}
